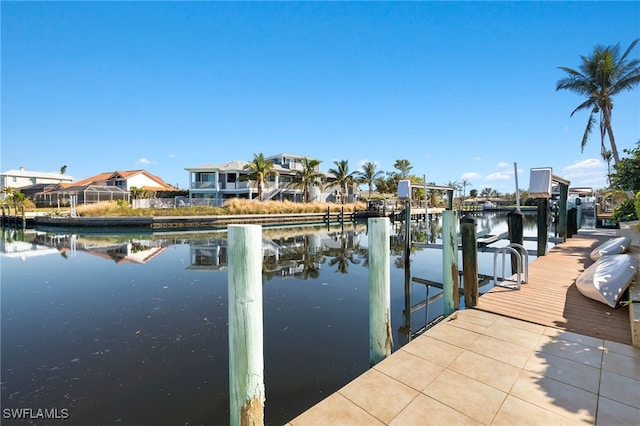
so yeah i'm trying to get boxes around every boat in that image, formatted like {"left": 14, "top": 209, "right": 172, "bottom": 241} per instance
{"left": 589, "top": 236, "right": 631, "bottom": 261}
{"left": 576, "top": 254, "right": 638, "bottom": 308}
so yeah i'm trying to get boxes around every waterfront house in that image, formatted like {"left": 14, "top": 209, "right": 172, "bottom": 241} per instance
{"left": 0, "top": 167, "right": 73, "bottom": 201}
{"left": 31, "top": 170, "right": 175, "bottom": 207}
{"left": 71, "top": 170, "right": 176, "bottom": 193}
{"left": 185, "top": 153, "right": 359, "bottom": 206}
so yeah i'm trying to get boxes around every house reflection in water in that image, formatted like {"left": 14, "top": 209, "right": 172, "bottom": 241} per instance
{"left": 188, "top": 238, "right": 228, "bottom": 271}
{"left": 186, "top": 224, "right": 367, "bottom": 278}
{"left": 0, "top": 230, "right": 167, "bottom": 264}
{"left": 2, "top": 224, "right": 369, "bottom": 276}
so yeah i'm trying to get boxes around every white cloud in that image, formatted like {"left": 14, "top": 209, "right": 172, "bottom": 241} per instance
{"left": 461, "top": 172, "right": 483, "bottom": 181}
{"left": 473, "top": 156, "right": 482, "bottom": 162}
{"left": 136, "top": 157, "right": 156, "bottom": 165}
{"left": 496, "top": 162, "right": 511, "bottom": 168}
{"left": 561, "top": 158, "right": 607, "bottom": 188}
{"left": 168, "top": 153, "right": 176, "bottom": 159}
{"left": 485, "top": 172, "right": 511, "bottom": 181}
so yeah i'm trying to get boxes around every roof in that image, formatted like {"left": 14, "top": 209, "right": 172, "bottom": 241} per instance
{"left": 73, "top": 170, "right": 176, "bottom": 191}
{"left": 265, "top": 153, "right": 321, "bottom": 162}
{"left": 185, "top": 160, "right": 301, "bottom": 175}
{"left": 185, "top": 160, "right": 249, "bottom": 172}
{"left": 0, "top": 168, "right": 73, "bottom": 181}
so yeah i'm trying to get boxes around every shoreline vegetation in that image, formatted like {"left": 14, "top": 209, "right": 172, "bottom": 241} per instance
{"left": 72, "top": 199, "right": 368, "bottom": 217}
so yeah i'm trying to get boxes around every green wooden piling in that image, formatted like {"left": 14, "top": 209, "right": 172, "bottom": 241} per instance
{"left": 369, "top": 218, "right": 392, "bottom": 366}
{"left": 442, "top": 210, "right": 458, "bottom": 315}
{"left": 460, "top": 214, "right": 478, "bottom": 308}
{"left": 228, "top": 225, "right": 265, "bottom": 426}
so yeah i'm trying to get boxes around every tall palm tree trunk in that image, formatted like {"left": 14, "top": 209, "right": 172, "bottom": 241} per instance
{"left": 602, "top": 108, "right": 620, "bottom": 163}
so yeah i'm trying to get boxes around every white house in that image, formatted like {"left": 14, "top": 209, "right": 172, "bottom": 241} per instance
{"left": 185, "top": 153, "right": 357, "bottom": 206}
{"left": 72, "top": 169, "right": 176, "bottom": 192}
{"left": 0, "top": 167, "right": 73, "bottom": 190}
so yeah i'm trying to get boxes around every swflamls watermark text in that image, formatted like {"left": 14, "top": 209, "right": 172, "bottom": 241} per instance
{"left": 2, "top": 408, "right": 69, "bottom": 420}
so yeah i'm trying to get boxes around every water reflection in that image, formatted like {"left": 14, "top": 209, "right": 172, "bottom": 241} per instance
{"left": 0, "top": 212, "right": 539, "bottom": 425}
{"left": 1, "top": 224, "right": 370, "bottom": 277}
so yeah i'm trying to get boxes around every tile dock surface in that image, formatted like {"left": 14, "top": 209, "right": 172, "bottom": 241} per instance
{"left": 289, "top": 227, "right": 640, "bottom": 425}
{"left": 288, "top": 309, "right": 639, "bottom": 425}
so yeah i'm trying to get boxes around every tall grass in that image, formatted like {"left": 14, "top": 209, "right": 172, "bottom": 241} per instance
{"left": 77, "top": 199, "right": 367, "bottom": 217}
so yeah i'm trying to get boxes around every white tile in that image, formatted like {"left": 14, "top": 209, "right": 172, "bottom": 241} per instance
{"left": 510, "top": 370, "right": 597, "bottom": 423}
{"left": 599, "top": 370, "right": 640, "bottom": 409}
{"left": 535, "top": 334, "right": 603, "bottom": 367}
{"left": 524, "top": 350, "right": 601, "bottom": 393}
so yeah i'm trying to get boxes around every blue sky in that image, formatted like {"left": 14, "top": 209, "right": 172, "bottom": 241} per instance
{"left": 2, "top": 1, "right": 639, "bottom": 194}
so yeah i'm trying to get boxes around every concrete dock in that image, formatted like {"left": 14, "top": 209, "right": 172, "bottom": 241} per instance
{"left": 288, "top": 226, "right": 640, "bottom": 425}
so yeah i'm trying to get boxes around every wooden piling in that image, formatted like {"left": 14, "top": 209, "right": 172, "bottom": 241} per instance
{"left": 568, "top": 208, "right": 577, "bottom": 237}
{"left": 536, "top": 199, "right": 548, "bottom": 257}
{"left": 228, "top": 225, "right": 265, "bottom": 426}
{"left": 507, "top": 207, "right": 524, "bottom": 275}
{"left": 460, "top": 214, "right": 478, "bottom": 308}
{"left": 442, "top": 210, "right": 458, "bottom": 316}
{"left": 558, "top": 184, "right": 568, "bottom": 242}
{"left": 368, "top": 218, "right": 392, "bottom": 366}
{"left": 403, "top": 201, "right": 411, "bottom": 267}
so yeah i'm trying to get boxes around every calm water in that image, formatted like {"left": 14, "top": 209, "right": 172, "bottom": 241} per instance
{"left": 1, "top": 211, "right": 544, "bottom": 425}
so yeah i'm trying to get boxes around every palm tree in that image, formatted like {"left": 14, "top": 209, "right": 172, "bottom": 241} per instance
{"left": 556, "top": 39, "right": 640, "bottom": 164}
{"left": 393, "top": 159, "right": 412, "bottom": 179}
{"left": 355, "top": 161, "right": 384, "bottom": 198}
{"left": 289, "top": 158, "right": 324, "bottom": 203}
{"left": 460, "top": 178, "right": 472, "bottom": 205}
{"left": 244, "top": 153, "right": 278, "bottom": 201}
{"left": 603, "top": 150, "right": 613, "bottom": 187}
{"left": 327, "top": 160, "right": 355, "bottom": 204}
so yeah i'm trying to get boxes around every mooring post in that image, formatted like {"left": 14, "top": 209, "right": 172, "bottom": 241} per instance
{"left": 576, "top": 200, "right": 582, "bottom": 230}
{"left": 460, "top": 213, "right": 478, "bottom": 308}
{"left": 568, "top": 207, "right": 577, "bottom": 237}
{"left": 558, "top": 184, "right": 568, "bottom": 242}
{"left": 507, "top": 207, "right": 524, "bottom": 275}
{"left": 228, "top": 224, "right": 265, "bottom": 426}
{"left": 442, "top": 210, "right": 459, "bottom": 316}
{"left": 369, "top": 217, "right": 392, "bottom": 366}
{"left": 536, "top": 199, "right": 548, "bottom": 256}
{"left": 403, "top": 200, "right": 411, "bottom": 266}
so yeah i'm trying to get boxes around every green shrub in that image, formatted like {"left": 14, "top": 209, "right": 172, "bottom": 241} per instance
{"left": 612, "top": 198, "right": 638, "bottom": 222}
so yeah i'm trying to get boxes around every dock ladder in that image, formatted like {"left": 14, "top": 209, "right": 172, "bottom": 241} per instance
{"left": 493, "top": 243, "right": 528, "bottom": 290}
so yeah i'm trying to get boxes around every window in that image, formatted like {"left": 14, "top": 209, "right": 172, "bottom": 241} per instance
{"left": 227, "top": 174, "right": 236, "bottom": 183}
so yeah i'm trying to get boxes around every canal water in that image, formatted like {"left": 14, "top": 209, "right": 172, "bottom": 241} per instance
{"left": 1, "top": 211, "right": 545, "bottom": 425}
